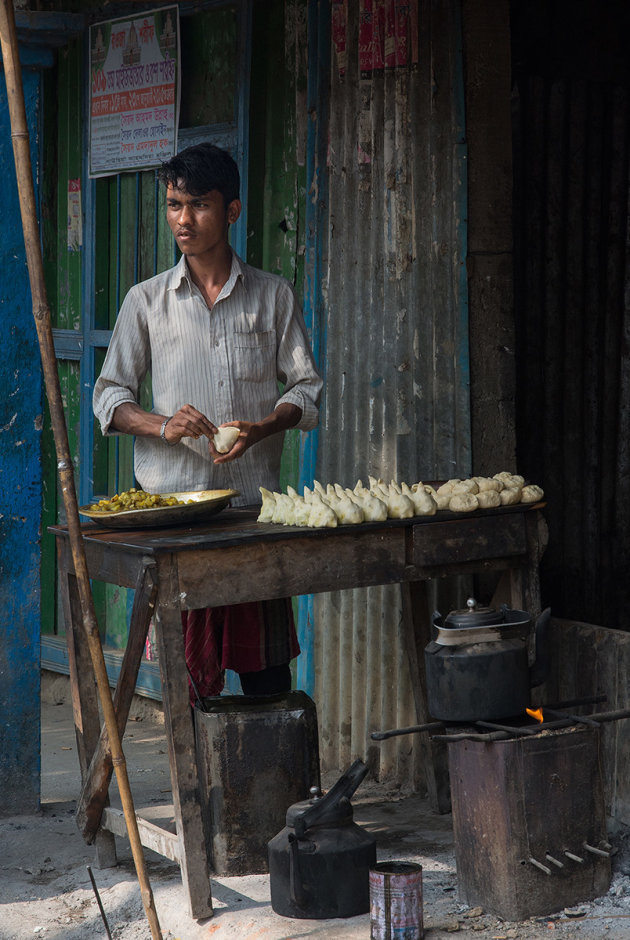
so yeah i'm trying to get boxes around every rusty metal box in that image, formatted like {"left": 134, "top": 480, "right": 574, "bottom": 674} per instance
{"left": 194, "top": 691, "right": 320, "bottom": 875}
{"left": 448, "top": 726, "right": 611, "bottom": 920}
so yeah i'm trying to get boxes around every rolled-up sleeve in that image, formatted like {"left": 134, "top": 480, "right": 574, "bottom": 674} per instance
{"left": 273, "top": 282, "right": 322, "bottom": 431}
{"left": 93, "top": 287, "right": 151, "bottom": 435}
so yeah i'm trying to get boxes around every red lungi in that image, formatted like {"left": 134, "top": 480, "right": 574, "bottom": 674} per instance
{"left": 181, "top": 598, "right": 299, "bottom": 701}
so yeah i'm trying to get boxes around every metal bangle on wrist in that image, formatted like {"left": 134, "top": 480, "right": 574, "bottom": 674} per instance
{"left": 160, "top": 416, "right": 177, "bottom": 446}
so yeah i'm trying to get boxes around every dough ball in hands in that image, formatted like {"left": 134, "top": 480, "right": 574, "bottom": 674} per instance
{"left": 213, "top": 426, "right": 240, "bottom": 454}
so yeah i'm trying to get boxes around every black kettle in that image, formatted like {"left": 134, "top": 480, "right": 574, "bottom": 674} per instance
{"left": 268, "top": 759, "right": 377, "bottom": 919}
{"left": 424, "top": 597, "right": 551, "bottom": 722}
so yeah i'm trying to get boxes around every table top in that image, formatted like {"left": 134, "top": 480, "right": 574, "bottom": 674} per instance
{"left": 50, "top": 502, "right": 545, "bottom": 556}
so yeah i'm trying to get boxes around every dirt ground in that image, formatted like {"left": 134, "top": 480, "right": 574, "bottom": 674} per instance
{"left": 1, "top": 678, "right": 630, "bottom": 940}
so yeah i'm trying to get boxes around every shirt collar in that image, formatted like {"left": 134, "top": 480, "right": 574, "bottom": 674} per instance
{"left": 167, "top": 251, "right": 247, "bottom": 298}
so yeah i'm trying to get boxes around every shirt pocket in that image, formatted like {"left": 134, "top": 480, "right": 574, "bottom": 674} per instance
{"left": 232, "top": 330, "right": 277, "bottom": 384}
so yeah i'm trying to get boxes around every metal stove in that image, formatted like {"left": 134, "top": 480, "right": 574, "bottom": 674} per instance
{"left": 373, "top": 699, "right": 630, "bottom": 921}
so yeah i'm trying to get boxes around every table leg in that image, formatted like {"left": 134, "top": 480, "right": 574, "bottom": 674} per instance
{"left": 76, "top": 562, "right": 158, "bottom": 843}
{"left": 154, "top": 556, "right": 213, "bottom": 920}
{"left": 57, "top": 547, "right": 117, "bottom": 868}
{"left": 400, "top": 580, "right": 451, "bottom": 814}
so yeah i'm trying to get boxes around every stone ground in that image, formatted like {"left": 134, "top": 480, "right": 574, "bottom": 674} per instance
{"left": 1, "top": 676, "right": 630, "bottom": 940}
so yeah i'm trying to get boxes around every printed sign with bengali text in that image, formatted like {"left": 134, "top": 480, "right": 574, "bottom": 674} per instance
{"left": 89, "top": 6, "right": 180, "bottom": 177}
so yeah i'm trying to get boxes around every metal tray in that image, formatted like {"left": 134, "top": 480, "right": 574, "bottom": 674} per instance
{"left": 79, "top": 489, "right": 239, "bottom": 529}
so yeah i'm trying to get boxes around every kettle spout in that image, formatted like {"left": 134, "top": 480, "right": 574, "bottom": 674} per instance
{"left": 530, "top": 607, "right": 551, "bottom": 688}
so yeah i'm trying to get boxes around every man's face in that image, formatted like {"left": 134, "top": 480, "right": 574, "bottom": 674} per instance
{"left": 165, "top": 183, "right": 241, "bottom": 259}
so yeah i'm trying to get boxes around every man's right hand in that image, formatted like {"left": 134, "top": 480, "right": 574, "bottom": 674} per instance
{"left": 111, "top": 401, "right": 218, "bottom": 443}
{"left": 162, "top": 404, "right": 219, "bottom": 444}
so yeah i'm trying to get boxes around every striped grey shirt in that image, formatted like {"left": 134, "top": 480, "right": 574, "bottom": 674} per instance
{"left": 93, "top": 252, "right": 322, "bottom": 506}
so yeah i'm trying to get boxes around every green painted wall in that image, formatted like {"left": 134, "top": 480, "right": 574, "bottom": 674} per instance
{"left": 248, "top": 0, "right": 307, "bottom": 491}
{"left": 41, "top": 0, "right": 308, "bottom": 657}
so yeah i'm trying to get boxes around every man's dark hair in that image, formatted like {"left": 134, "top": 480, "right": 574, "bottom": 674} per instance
{"left": 157, "top": 143, "right": 240, "bottom": 206}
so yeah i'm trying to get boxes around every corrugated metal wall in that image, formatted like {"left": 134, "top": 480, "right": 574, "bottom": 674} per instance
{"left": 307, "top": 0, "right": 469, "bottom": 786}
{"left": 512, "top": 0, "right": 630, "bottom": 630}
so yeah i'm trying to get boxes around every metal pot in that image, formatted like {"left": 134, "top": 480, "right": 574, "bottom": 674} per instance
{"left": 424, "top": 597, "right": 550, "bottom": 721}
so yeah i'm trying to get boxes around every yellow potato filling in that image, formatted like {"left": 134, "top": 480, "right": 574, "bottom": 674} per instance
{"left": 89, "top": 488, "right": 191, "bottom": 513}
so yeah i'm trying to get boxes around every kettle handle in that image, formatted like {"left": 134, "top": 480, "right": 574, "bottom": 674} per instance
{"left": 293, "top": 759, "right": 368, "bottom": 838}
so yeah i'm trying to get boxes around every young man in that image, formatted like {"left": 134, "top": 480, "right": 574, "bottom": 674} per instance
{"left": 93, "top": 143, "right": 322, "bottom": 699}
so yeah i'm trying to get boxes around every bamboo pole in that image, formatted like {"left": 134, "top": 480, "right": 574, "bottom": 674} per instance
{"left": 0, "top": 5, "right": 162, "bottom": 938}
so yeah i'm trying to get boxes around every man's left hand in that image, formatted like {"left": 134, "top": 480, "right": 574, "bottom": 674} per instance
{"left": 209, "top": 403, "right": 302, "bottom": 463}
{"left": 209, "top": 422, "right": 257, "bottom": 463}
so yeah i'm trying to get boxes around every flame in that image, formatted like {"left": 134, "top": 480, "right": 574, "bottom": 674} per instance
{"left": 526, "top": 707, "right": 544, "bottom": 723}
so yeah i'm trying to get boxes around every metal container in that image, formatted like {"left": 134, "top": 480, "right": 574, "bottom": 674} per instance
{"left": 424, "top": 598, "right": 550, "bottom": 721}
{"left": 448, "top": 726, "right": 611, "bottom": 920}
{"left": 194, "top": 691, "right": 320, "bottom": 875}
{"left": 370, "top": 862, "right": 424, "bottom": 939}
{"left": 268, "top": 759, "right": 376, "bottom": 919}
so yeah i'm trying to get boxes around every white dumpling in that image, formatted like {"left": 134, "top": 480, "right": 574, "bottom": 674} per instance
{"left": 472, "top": 476, "right": 502, "bottom": 493}
{"left": 352, "top": 487, "right": 388, "bottom": 522}
{"left": 476, "top": 489, "right": 501, "bottom": 509}
{"left": 499, "top": 486, "right": 521, "bottom": 506}
{"left": 307, "top": 493, "right": 338, "bottom": 528}
{"left": 451, "top": 479, "right": 479, "bottom": 495}
{"left": 520, "top": 484, "right": 544, "bottom": 503}
{"left": 436, "top": 480, "right": 458, "bottom": 498}
{"left": 449, "top": 492, "right": 479, "bottom": 513}
{"left": 293, "top": 495, "right": 312, "bottom": 526}
{"left": 494, "top": 471, "right": 525, "bottom": 488}
{"left": 402, "top": 482, "right": 437, "bottom": 516}
{"left": 331, "top": 494, "right": 364, "bottom": 524}
{"left": 385, "top": 490, "right": 415, "bottom": 519}
{"left": 274, "top": 493, "right": 296, "bottom": 525}
{"left": 257, "top": 487, "right": 276, "bottom": 522}
{"left": 313, "top": 479, "right": 326, "bottom": 497}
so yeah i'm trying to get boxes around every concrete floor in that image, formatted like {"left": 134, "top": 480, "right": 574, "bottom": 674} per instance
{"left": 5, "top": 675, "right": 628, "bottom": 939}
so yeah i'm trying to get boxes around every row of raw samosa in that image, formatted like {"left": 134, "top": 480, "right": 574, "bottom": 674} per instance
{"left": 257, "top": 471, "right": 544, "bottom": 528}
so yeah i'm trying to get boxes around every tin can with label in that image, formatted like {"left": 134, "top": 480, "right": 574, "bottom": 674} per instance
{"left": 369, "top": 861, "right": 423, "bottom": 939}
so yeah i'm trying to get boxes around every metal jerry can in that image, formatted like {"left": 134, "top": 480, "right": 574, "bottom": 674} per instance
{"left": 268, "top": 759, "right": 377, "bottom": 919}
{"left": 194, "top": 691, "right": 320, "bottom": 875}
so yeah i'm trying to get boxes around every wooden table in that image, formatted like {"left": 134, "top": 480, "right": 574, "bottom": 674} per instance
{"left": 52, "top": 502, "right": 547, "bottom": 919}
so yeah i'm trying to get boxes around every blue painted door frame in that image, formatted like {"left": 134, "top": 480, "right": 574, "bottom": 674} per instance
{"left": 0, "top": 58, "right": 44, "bottom": 815}
{"left": 296, "top": 0, "right": 329, "bottom": 696}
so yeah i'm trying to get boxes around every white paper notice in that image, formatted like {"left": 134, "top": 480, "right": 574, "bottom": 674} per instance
{"left": 89, "top": 6, "right": 180, "bottom": 178}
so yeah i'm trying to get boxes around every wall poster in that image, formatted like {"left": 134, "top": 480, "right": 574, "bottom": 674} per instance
{"left": 89, "top": 6, "right": 180, "bottom": 178}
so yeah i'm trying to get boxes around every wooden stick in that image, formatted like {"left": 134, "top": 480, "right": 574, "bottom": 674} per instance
{"left": 0, "top": 5, "right": 163, "bottom": 937}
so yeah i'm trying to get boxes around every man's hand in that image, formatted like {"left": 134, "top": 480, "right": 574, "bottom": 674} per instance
{"left": 209, "top": 422, "right": 258, "bottom": 463}
{"left": 209, "top": 403, "right": 302, "bottom": 464}
{"left": 111, "top": 401, "right": 218, "bottom": 443}
{"left": 163, "top": 404, "right": 218, "bottom": 444}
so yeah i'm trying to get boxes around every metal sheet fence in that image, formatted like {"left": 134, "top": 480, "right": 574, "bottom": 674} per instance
{"left": 306, "top": 1, "right": 469, "bottom": 786}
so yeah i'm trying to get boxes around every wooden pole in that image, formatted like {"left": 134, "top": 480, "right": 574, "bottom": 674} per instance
{"left": 0, "top": 5, "right": 163, "bottom": 938}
